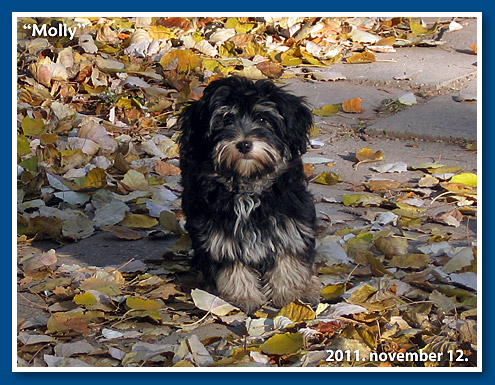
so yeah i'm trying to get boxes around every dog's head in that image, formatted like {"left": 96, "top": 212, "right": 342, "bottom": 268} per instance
{"left": 178, "top": 77, "right": 313, "bottom": 179}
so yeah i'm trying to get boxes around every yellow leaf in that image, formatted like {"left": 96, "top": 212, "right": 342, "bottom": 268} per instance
{"left": 218, "top": 41, "right": 237, "bottom": 57}
{"left": 346, "top": 51, "right": 376, "bottom": 64}
{"left": 365, "top": 180, "right": 401, "bottom": 192}
{"left": 148, "top": 25, "right": 175, "bottom": 40}
{"left": 121, "top": 169, "right": 149, "bottom": 191}
{"left": 225, "top": 17, "right": 256, "bottom": 33}
{"left": 376, "top": 36, "right": 396, "bottom": 46}
{"left": 347, "top": 284, "right": 377, "bottom": 304}
{"left": 321, "top": 284, "right": 345, "bottom": 301}
{"left": 126, "top": 296, "right": 162, "bottom": 311}
{"left": 342, "top": 194, "right": 386, "bottom": 207}
{"left": 73, "top": 291, "right": 97, "bottom": 306}
{"left": 260, "top": 332, "right": 304, "bottom": 355}
{"left": 355, "top": 148, "right": 383, "bottom": 163}
{"left": 17, "top": 134, "right": 31, "bottom": 158}
{"left": 410, "top": 21, "right": 438, "bottom": 35}
{"left": 21, "top": 116, "right": 45, "bottom": 136}
{"left": 116, "top": 97, "right": 133, "bottom": 109}
{"left": 277, "top": 302, "right": 316, "bottom": 322}
{"left": 121, "top": 214, "right": 158, "bottom": 229}
{"left": 312, "top": 104, "right": 341, "bottom": 117}
{"left": 83, "top": 167, "right": 107, "bottom": 188}
{"left": 280, "top": 46, "right": 303, "bottom": 66}
{"left": 450, "top": 173, "right": 477, "bottom": 187}
{"left": 313, "top": 171, "right": 341, "bottom": 185}
{"left": 389, "top": 253, "right": 430, "bottom": 269}
{"left": 301, "top": 51, "right": 325, "bottom": 66}
{"left": 40, "top": 133, "right": 58, "bottom": 145}
{"left": 243, "top": 41, "right": 266, "bottom": 58}
{"left": 159, "top": 49, "right": 202, "bottom": 73}
{"left": 427, "top": 166, "right": 462, "bottom": 174}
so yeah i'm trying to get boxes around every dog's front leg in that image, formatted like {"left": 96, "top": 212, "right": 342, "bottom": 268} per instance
{"left": 266, "top": 255, "right": 321, "bottom": 308}
{"left": 215, "top": 262, "right": 267, "bottom": 314}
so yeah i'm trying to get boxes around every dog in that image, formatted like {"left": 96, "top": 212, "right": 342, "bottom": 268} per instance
{"left": 178, "top": 76, "right": 321, "bottom": 313}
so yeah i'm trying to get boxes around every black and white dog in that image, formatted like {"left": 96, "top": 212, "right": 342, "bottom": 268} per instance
{"left": 178, "top": 77, "right": 321, "bottom": 313}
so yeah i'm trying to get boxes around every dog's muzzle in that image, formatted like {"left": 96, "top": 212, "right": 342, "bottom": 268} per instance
{"left": 213, "top": 136, "right": 282, "bottom": 178}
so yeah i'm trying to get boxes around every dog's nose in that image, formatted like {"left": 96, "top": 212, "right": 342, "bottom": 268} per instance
{"left": 236, "top": 140, "right": 253, "bottom": 154}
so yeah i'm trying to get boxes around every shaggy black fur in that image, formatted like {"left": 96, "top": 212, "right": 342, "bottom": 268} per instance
{"left": 178, "top": 77, "right": 321, "bottom": 313}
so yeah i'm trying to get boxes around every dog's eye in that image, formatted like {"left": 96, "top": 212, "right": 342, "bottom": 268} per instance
{"left": 257, "top": 117, "right": 266, "bottom": 124}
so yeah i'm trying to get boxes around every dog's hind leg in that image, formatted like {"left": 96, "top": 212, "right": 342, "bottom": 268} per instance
{"left": 266, "top": 255, "right": 321, "bottom": 308}
{"left": 216, "top": 262, "right": 267, "bottom": 314}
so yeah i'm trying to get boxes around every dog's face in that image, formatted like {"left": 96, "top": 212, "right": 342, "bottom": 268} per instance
{"left": 179, "top": 77, "right": 313, "bottom": 180}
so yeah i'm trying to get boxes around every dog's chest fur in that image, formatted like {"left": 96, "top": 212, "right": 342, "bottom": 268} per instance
{"left": 201, "top": 190, "right": 313, "bottom": 268}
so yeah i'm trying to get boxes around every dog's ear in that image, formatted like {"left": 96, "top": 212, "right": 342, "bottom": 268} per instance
{"left": 256, "top": 80, "right": 313, "bottom": 157}
{"left": 177, "top": 96, "right": 212, "bottom": 164}
{"left": 178, "top": 78, "right": 239, "bottom": 163}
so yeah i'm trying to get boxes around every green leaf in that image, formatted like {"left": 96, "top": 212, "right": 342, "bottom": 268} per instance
{"left": 321, "top": 284, "right": 346, "bottom": 301}
{"left": 313, "top": 171, "right": 342, "bottom": 185}
{"left": 260, "top": 332, "right": 304, "bottom": 355}
{"left": 126, "top": 296, "right": 161, "bottom": 311}
{"left": 21, "top": 116, "right": 45, "bottom": 136}
{"left": 73, "top": 291, "right": 97, "bottom": 306}
{"left": 17, "top": 134, "right": 32, "bottom": 158}
{"left": 312, "top": 104, "right": 341, "bottom": 117}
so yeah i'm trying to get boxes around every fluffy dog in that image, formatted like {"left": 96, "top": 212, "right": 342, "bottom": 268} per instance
{"left": 178, "top": 77, "right": 321, "bottom": 313}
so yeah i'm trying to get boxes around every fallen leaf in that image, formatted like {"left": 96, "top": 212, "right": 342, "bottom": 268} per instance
{"left": 148, "top": 283, "right": 182, "bottom": 301}
{"left": 126, "top": 296, "right": 162, "bottom": 311}
{"left": 155, "top": 160, "right": 181, "bottom": 176}
{"left": 346, "top": 51, "right": 376, "bottom": 64}
{"left": 255, "top": 61, "right": 284, "bottom": 78}
{"left": 159, "top": 49, "right": 202, "bottom": 73}
{"left": 389, "top": 254, "right": 431, "bottom": 269}
{"left": 260, "top": 332, "right": 304, "bottom": 355}
{"left": 121, "top": 169, "right": 150, "bottom": 191}
{"left": 121, "top": 213, "right": 158, "bottom": 229}
{"left": 342, "top": 97, "right": 363, "bottom": 113}
{"left": 21, "top": 116, "right": 45, "bottom": 136}
{"left": 371, "top": 162, "right": 408, "bottom": 173}
{"left": 450, "top": 173, "right": 477, "bottom": 187}
{"left": 418, "top": 175, "right": 439, "bottom": 187}
{"left": 321, "top": 284, "right": 346, "bottom": 301}
{"left": 191, "top": 289, "right": 239, "bottom": 316}
{"left": 313, "top": 171, "right": 342, "bottom": 185}
{"left": 410, "top": 21, "right": 438, "bottom": 35}
{"left": 365, "top": 180, "right": 401, "bottom": 192}
{"left": 374, "top": 236, "right": 409, "bottom": 257}
{"left": 277, "top": 302, "right": 316, "bottom": 322}
{"left": 312, "top": 104, "right": 341, "bottom": 117}
{"left": 355, "top": 148, "right": 383, "bottom": 163}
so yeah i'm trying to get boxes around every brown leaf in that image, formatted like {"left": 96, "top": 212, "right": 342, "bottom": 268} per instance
{"left": 346, "top": 51, "right": 376, "bottom": 64}
{"left": 148, "top": 283, "right": 182, "bottom": 300}
{"left": 255, "top": 61, "right": 284, "bottom": 78}
{"left": 155, "top": 160, "right": 181, "bottom": 176}
{"left": 342, "top": 97, "right": 363, "bottom": 113}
